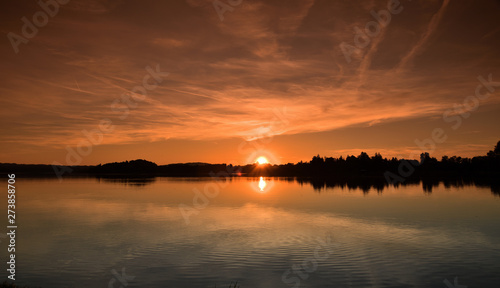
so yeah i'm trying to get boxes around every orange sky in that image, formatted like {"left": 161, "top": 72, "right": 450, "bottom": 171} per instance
{"left": 1, "top": 0, "right": 500, "bottom": 165}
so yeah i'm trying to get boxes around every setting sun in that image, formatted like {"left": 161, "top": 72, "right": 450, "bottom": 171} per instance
{"left": 256, "top": 156, "right": 269, "bottom": 165}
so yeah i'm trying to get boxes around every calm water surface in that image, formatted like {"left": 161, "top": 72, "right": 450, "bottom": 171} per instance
{"left": 2, "top": 177, "right": 500, "bottom": 288}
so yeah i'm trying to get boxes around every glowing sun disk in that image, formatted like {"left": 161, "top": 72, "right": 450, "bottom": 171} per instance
{"left": 256, "top": 156, "right": 268, "bottom": 165}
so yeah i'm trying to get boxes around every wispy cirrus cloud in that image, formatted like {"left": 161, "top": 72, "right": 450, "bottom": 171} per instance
{"left": 0, "top": 0, "right": 499, "bottom": 163}
{"left": 396, "top": 0, "right": 451, "bottom": 71}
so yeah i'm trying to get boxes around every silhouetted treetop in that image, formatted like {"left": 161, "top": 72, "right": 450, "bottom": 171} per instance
{"left": 487, "top": 140, "right": 500, "bottom": 157}
{"left": 93, "top": 159, "right": 158, "bottom": 174}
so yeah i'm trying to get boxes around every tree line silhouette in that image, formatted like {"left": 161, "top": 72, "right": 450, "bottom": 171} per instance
{"left": 2, "top": 141, "right": 499, "bottom": 181}
{"left": 237, "top": 140, "right": 500, "bottom": 179}
{"left": 1, "top": 140, "right": 499, "bottom": 194}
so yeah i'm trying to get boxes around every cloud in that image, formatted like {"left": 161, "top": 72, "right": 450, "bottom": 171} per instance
{"left": 396, "top": 0, "right": 450, "bottom": 71}
{"left": 152, "top": 38, "right": 190, "bottom": 48}
{"left": 0, "top": 0, "right": 499, "bottom": 162}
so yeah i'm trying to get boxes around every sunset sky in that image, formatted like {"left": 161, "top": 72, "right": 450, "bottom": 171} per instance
{"left": 1, "top": 0, "right": 499, "bottom": 165}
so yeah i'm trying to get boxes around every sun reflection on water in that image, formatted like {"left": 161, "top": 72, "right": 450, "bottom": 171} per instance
{"left": 258, "top": 176, "right": 267, "bottom": 192}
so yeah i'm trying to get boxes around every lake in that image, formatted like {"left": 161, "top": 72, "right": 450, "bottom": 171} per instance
{"left": 2, "top": 177, "right": 500, "bottom": 287}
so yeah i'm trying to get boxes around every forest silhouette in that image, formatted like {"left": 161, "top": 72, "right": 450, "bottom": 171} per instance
{"left": 1, "top": 141, "right": 499, "bottom": 194}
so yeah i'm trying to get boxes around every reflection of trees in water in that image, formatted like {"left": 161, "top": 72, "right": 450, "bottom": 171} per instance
{"left": 97, "top": 177, "right": 157, "bottom": 187}
{"left": 297, "top": 177, "right": 500, "bottom": 196}
{"left": 298, "top": 177, "right": 387, "bottom": 194}
{"left": 422, "top": 178, "right": 440, "bottom": 194}
{"left": 94, "top": 175, "right": 500, "bottom": 195}
{"left": 296, "top": 177, "right": 389, "bottom": 194}
{"left": 491, "top": 185, "right": 500, "bottom": 196}
{"left": 473, "top": 177, "right": 500, "bottom": 197}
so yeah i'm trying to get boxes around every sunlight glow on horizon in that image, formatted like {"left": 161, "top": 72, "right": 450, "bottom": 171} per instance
{"left": 256, "top": 156, "right": 269, "bottom": 165}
